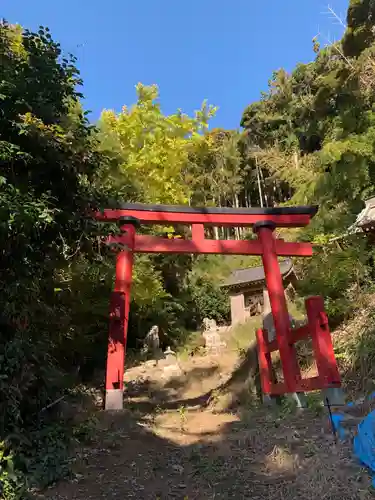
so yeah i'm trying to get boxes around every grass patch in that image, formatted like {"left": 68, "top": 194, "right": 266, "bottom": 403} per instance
{"left": 228, "top": 298, "right": 306, "bottom": 353}
{"left": 176, "top": 330, "right": 206, "bottom": 360}
{"left": 333, "top": 299, "right": 375, "bottom": 396}
{"left": 229, "top": 317, "right": 261, "bottom": 352}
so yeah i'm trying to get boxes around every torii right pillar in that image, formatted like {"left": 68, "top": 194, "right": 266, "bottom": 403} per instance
{"left": 254, "top": 221, "right": 304, "bottom": 406}
{"left": 254, "top": 221, "right": 345, "bottom": 408}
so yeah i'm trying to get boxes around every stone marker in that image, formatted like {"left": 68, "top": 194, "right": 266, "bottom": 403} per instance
{"left": 202, "top": 318, "right": 226, "bottom": 355}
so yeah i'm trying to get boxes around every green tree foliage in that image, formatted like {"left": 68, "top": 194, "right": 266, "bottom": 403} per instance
{"left": 0, "top": 22, "right": 110, "bottom": 496}
{"left": 343, "top": 0, "right": 375, "bottom": 57}
{"left": 241, "top": 40, "right": 375, "bottom": 216}
{"left": 97, "top": 85, "right": 230, "bottom": 343}
{"left": 187, "top": 128, "right": 242, "bottom": 206}
{"left": 240, "top": 11, "right": 375, "bottom": 320}
{"left": 98, "top": 84, "right": 216, "bottom": 205}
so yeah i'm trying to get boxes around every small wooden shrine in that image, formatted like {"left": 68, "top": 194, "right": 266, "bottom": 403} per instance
{"left": 221, "top": 259, "right": 295, "bottom": 325}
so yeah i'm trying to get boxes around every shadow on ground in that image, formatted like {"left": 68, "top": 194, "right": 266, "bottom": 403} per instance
{"left": 124, "top": 345, "right": 262, "bottom": 415}
{"left": 35, "top": 346, "right": 373, "bottom": 500}
{"left": 37, "top": 406, "right": 371, "bottom": 500}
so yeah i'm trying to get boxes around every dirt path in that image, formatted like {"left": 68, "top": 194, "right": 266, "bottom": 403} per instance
{"left": 38, "top": 351, "right": 373, "bottom": 499}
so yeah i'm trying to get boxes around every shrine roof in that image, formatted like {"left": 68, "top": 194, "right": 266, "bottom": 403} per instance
{"left": 222, "top": 259, "right": 294, "bottom": 289}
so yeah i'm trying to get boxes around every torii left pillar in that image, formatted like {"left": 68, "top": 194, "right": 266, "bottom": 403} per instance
{"left": 105, "top": 217, "right": 139, "bottom": 410}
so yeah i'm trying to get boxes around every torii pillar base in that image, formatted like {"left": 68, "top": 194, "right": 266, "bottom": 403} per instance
{"left": 285, "top": 392, "right": 308, "bottom": 409}
{"left": 105, "top": 389, "right": 124, "bottom": 411}
{"left": 322, "top": 387, "right": 346, "bottom": 409}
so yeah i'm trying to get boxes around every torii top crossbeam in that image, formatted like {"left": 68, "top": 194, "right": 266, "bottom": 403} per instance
{"left": 97, "top": 202, "right": 318, "bottom": 227}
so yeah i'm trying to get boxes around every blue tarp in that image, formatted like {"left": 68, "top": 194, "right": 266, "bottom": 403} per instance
{"left": 353, "top": 409, "right": 375, "bottom": 487}
{"left": 331, "top": 413, "right": 346, "bottom": 440}
{"left": 332, "top": 393, "right": 375, "bottom": 487}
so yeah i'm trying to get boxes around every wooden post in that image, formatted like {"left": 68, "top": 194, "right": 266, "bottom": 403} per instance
{"left": 305, "top": 296, "right": 341, "bottom": 387}
{"left": 256, "top": 328, "right": 272, "bottom": 395}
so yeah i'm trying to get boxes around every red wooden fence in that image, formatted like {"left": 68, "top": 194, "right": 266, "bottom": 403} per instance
{"left": 256, "top": 296, "right": 341, "bottom": 396}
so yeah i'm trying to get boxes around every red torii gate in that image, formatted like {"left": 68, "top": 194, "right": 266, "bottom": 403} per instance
{"left": 95, "top": 203, "right": 341, "bottom": 410}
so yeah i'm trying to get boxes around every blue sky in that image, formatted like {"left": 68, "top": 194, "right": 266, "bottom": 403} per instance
{"left": 3, "top": 0, "right": 348, "bottom": 129}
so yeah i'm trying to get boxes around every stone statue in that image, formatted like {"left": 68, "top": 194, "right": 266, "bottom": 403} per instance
{"left": 142, "top": 325, "right": 160, "bottom": 357}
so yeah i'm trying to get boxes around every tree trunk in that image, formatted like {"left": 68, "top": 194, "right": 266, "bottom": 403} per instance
{"left": 234, "top": 194, "right": 240, "bottom": 240}
{"left": 256, "top": 157, "right": 264, "bottom": 207}
{"left": 259, "top": 165, "right": 268, "bottom": 207}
